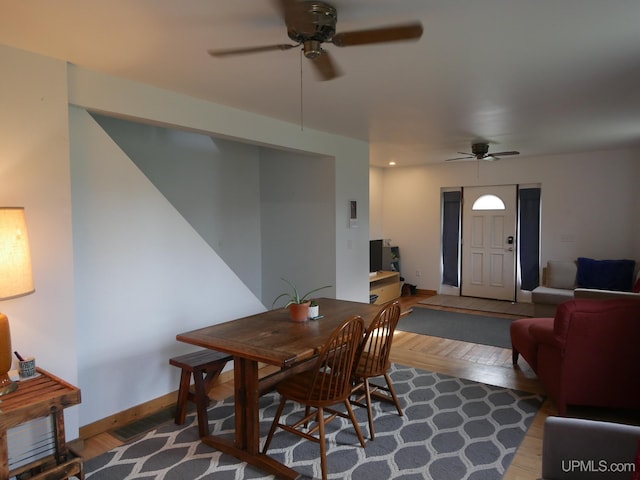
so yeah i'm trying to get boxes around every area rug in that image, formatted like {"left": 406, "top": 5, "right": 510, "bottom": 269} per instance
{"left": 397, "top": 307, "right": 514, "bottom": 348}
{"left": 418, "top": 295, "right": 534, "bottom": 317}
{"left": 85, "top": 364, "right": 543, "bottom": 480}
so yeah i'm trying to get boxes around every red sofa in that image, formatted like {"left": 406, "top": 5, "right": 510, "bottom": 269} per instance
{"left": 510, "top": 298, "right": 640, "bottom": 415}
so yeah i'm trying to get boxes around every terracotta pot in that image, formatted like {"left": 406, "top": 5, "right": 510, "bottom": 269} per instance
{"left": 289, "top": 302, "right": 310, "bottom": 322}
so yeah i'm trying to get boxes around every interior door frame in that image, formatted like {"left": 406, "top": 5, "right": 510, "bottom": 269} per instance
{"left": 440, "top": 184, "right": 542, "bottom": 303}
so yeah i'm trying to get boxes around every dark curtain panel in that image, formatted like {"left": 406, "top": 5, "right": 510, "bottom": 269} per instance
{"left": 442, "top": 191, "right": 461, "bottom": 286}
{"left": 519, "top": 188, "right": 541, "bottom": 290}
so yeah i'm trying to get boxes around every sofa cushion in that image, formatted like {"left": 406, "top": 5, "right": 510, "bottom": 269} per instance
{"left": 546, "top": 260, "right": 577, "bottom": 289}
{"left": 531, "top": 286, "right": 574, "bottom": 305}
{"left": 576, "top": 257, "right": 636, "bottom": 291}
{"left": 574, "top": 288, "right": 640, "bottom": 300}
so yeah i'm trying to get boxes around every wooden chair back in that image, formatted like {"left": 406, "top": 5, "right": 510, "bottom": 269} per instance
{"left": 356, "top": 300, "right": 401, "bottom": 378}
{"left": 306, "top": 315, "right": 365, "bottom": 404}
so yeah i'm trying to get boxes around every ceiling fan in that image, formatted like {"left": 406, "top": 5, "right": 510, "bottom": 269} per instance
{"left": 207, "top": 0, "right": 423, "bottom": 81}
{"left": 446, "top": 143, "right": 520, "bottom": 162}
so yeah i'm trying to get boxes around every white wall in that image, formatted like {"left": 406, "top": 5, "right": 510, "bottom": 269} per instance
{"left": 1, "top": 42, "right": 371, "bottom": 436}
{"left": 0, "top": 46, "right": 79, "bottom": 435}
{"left": 67, "top": 68, "right": 370, "bottom": 426}
{"left": 67, "top": 65, "right": 371, "bottom": 304}
{"left": 375, "top": 149, "right": 640, "bottom": 292}
{"left": 369, "top": 167, "right": 384, "bottom": 240}
{"left": 70, "top": 107, "right": 267, "bottom": 425}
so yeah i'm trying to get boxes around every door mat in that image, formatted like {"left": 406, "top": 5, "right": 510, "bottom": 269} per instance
{"left": 419, "top": 295, "right": 534, "bottom": 317}
{"left": 397, "top": 307, "right": 514, "bottom": 348}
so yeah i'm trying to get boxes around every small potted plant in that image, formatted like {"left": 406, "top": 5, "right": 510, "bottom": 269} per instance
{"left": 308, "top": 300, "right": 320, "bottom": 319}
{"left": 272, "top": 278, "right": 331, "bottom": 322}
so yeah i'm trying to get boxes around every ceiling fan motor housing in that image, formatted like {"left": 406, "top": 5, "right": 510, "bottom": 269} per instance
{"left": 286, "top": 1, "right": 337, "bottom": 51}
{"left": 471, "top": 143, "right": 490, "bottom": 157}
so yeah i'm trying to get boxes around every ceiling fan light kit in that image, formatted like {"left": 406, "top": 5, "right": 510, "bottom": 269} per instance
{"left": 208, "top": 1, "right": 423, "bottom": 81}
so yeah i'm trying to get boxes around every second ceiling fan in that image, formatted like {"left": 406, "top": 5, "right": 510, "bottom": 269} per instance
{"left": 207, "top": 0, "right": 423, "bottom": 81}
{"left": 446, "top": 143, "right": 520, "bottom": 162}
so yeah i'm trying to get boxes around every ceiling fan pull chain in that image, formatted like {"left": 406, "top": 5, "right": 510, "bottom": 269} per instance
{"left": 300, "top": 47, "right": 304, "bottom": 131}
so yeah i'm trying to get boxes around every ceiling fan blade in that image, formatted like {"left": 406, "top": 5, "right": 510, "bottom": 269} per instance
{"left": 208, "top": 43, "right": 298, "bottom": 57}
{"left": 331, "top": 22, "right": 423, "bottom": 47}
{"left": 310, "top": 50, "right": 342, "bottom": 81}
{"left": 445, "top": 156, "right": 474, "bottom": 162}
{"left": 490, "top": 151, "right": 520, "bottom": 157}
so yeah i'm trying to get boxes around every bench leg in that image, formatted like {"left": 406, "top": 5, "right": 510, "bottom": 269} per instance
{"left": 175, "top": 369, "right": 192, "bottom": 425}
{"left": 194, "top": 363, "right": 227, "bottom": 437}
{"left": 203, "top": 363, "right": 226, "bottom": 392}
{"left": 193, "top": 370, "right": 210, "bottom": 438}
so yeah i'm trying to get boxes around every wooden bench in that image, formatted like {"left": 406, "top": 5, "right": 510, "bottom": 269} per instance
{"left": 169, "top": 349, "right": 232, "bottom": 437}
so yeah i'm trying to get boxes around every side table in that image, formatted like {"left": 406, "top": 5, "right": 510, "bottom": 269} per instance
{"left": 0, "top": 368, "right": 82, "bottom": 480}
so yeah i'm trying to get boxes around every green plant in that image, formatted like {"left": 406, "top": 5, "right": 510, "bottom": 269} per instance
{"left": 272, "top": 278, "right": 331, "bottom": 309}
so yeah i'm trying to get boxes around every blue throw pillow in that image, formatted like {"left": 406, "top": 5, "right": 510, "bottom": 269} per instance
{"left": 576, "top": 257, "right": 636, "bottom": 291}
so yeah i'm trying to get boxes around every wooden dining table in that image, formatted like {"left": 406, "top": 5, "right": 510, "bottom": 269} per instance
{"left": 176, "top": 297, "right": 383, "bottom": 479}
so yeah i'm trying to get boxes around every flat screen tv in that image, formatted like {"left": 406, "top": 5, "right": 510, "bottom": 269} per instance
{"left": 369, "top": 239, "right": 383, "bottom": 273}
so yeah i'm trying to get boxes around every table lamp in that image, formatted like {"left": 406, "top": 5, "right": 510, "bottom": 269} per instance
{"left": 0, "top": 207, "right": 35, "bottom": 396}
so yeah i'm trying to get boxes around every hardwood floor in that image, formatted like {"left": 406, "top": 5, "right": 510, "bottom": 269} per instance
{"left": 74, "top": 294, "right": 633, "bottom": 479}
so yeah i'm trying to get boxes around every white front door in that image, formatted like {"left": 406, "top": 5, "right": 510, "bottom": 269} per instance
{"left": 461, "top": 185, "right": 517, "bottom": 301}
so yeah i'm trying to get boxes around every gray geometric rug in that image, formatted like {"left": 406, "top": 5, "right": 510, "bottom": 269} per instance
{"left": 85, "top": 364, "right": 543, "bottom": 480}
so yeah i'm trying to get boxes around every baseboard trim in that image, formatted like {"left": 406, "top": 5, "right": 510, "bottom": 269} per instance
{"left": 416, "top": 288, "right": 437, "bottom": 296}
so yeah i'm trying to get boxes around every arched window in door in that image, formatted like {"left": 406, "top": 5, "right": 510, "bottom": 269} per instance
{"left": 472, "top": 194, "right": 505, "bottom": 210}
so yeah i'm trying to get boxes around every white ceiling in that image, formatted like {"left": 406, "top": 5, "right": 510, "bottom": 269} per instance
{"left": 2, "top": 0, "right": 640, "bottom": 167}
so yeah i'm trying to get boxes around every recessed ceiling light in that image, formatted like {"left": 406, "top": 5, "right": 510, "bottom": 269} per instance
{"left": 389, "top": 161, "right": 396, "bottom": 166}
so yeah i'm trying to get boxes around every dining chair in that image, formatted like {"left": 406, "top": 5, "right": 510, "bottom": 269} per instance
{"left": 262, "top": 315, "right": 366, "bottom": 480}
{"left": 351, "top": 300, "right": 403, "bottom": 440}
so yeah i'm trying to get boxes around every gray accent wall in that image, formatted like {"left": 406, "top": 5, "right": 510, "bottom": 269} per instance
{"left": 260, "top": 148, "right": 336, "bottom": 307}
{"left": 91, "top": 114, "right": 263, "bottom": 298}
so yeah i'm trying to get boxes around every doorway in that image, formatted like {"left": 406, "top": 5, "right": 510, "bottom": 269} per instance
{"left": 461, "top": 185, "right": 517, "bottom": 301}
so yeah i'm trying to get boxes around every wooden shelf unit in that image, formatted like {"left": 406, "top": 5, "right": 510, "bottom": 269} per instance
{"left": 0, "top": 368, "right": 82, "bottom": 480}
{"left": 369, "top": 271, "right": 401, "bottom": 305}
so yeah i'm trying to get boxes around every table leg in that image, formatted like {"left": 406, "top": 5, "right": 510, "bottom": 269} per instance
{"left": 234, "top": 356, "right": 260, "bottom": 451}
{"left": 199, "top": 356, "right": 300, "bottom": 479}
{"left": 0, "top": 428, "right": 8, "bottom": 480}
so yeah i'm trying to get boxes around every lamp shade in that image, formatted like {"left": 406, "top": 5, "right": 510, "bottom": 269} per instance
{"left": 0, "top": 207, "right": 34, "bottom": 299}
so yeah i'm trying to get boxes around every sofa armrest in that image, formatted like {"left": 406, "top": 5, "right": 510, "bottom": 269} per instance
{"left": 542, "top": 416, "right": 640, "bottom": 479}
{"left": 529, "top": 321, "right": 561, "bottom": 349}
